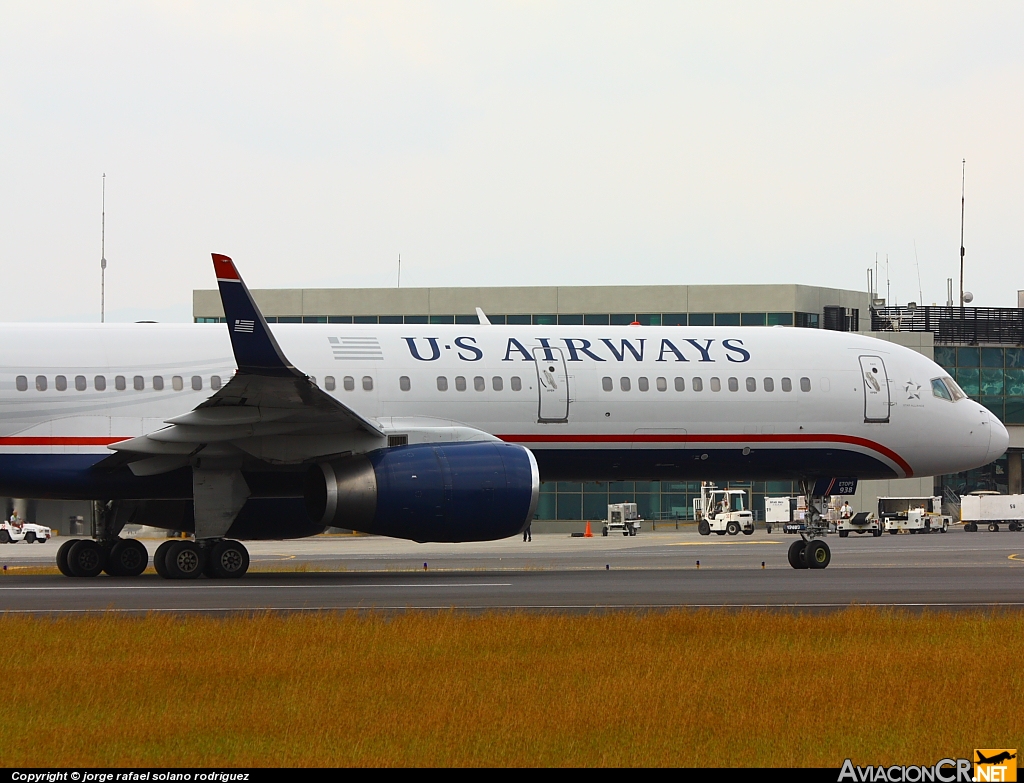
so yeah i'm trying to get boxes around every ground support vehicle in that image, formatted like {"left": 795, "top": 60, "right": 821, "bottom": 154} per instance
{"left": 877, "top": 496, "right": 950, "bottom": 534}
{"left": 960, "top": 492, "right": 1024, "bottom": 532}
{"left": 764, "top": 496, "right": 808, "bottom": 534}
{"left": 836, "top": 512, "right": 882, "bottom": 537}
{"left": 695, "top": 483, "right": 754, "bottom": 536}
{"left": 0, "top": 521, "right": 51, "bottom": 544}
{"left": 603, "top": 503, "right": 642, "bottom": 536}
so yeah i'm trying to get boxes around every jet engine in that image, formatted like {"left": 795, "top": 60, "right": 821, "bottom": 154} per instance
{"left": 304, "top": 441, "right": 540, "bottom": 542}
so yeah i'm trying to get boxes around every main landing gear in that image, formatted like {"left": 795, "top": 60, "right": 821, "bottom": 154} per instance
{"left": 56, "top": 537, "right": 250, "bottom": 579}
{"left": 787, "top": 537, "right": 831, "bottom": 569}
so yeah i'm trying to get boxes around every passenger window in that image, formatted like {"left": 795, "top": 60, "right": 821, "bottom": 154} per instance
{"left": 211, "top": 375, "right": 222, "bottom": 391}
{"left": 656, "top": 377, "right": 667, "bottom": 392}
{"left": 800, "top": 377, "right": 811, "bottom": 392}
{"left": 602, "top": 377, "right": 613, "bottom": 392}
{"left": 492, "top": 376, "right": 503, "bottom": 391}
{"left": 746, "top": 377, "right": 756, "bottom": 392}
{"left": 55, "top": 375, "right": 67, "bottom": 391}
{"left": 171, "top": 376, "right": 182, "bottom": 391}
{"left": 75, "top": 375, "right": 86, "bottom": 392}
{"left": 325, "top": 376, "right": 336, "bottom": 391}
{"left": 16, "top": 375, "right": 27, "bottom": 392}
{"left": 474, "top": 376, "right": 485, "bottom": 392}
{"left": 400, "top": 376, "right": 411, "bottom": 392}
{"left": 192, "top": 376, "right": 203, "bottom": 391}
{"left": 455, "top": 376, "right": 467, "bottom": 392}
{"left": 437, "top": 376, "right": 448, "bottom": 391}
{"left": 362, "top": 376, "right": 373, "bottom": 391}
{"left": 710, "top": 377, "right": 721, "bottom": 392}
{"left": 95, "top": 376, "right": 106, "bottom": 391}
{"left": 727, "top": 377, "right": 738, "bottom": 392}
{"left": 153, "top": 376, "right": 164, "bottom": 391}
{"left": 117, "top": 375, "right": 127, "bottom": 391}
{"left": 638, "top": 377, "right": 649, "bottom": 392}
{"left": 692, "top": 377, "right": 703, "bottom": 392}
{"left": 674, "top": 377, "right": 685, "bottom": 392}
{"left": 931, "top": 378, "right": 952, "bottom": 401}
{"left": 343, "top": 376, "right": 355, "bottom": 391}
{"left": 620, "top": 377, "right": 631, "bottom": 392}
{"left": 781, "top": 377, "right": 792, "bottom": 392}
{"left": 133, "top": 376, "right": 144, "bottom": 391}
{"left": 35, "top": 375, "right": 47, "bottom": 392}
{"left": 511, "top": 376, "right": 522, "bottom": 391}
{"left": 763, "top": 377, "right": 774, "bottom": 392}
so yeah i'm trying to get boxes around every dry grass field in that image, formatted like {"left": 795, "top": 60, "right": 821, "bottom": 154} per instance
{"left": 2, "top": 608, "right": 1022, "bottom": 767}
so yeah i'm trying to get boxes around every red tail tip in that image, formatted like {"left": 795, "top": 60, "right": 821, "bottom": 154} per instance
{"left": 212, "top": 253, "right": 241, "bottom": 281}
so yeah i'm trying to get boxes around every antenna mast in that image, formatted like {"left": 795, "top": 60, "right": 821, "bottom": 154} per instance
{"left": 397, "top": 254, "right": 401, "bottom": 288}
{"left": 959, "top": 159, "right": 965, "bottom": 307}
{"left": 100, "top": 173, "right": 107, "bottom": 323}
{"left": 914, "top": 240, "right": 923, "bottom": 304}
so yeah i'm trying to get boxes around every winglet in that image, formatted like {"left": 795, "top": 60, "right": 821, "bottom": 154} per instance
{"left": 212, "top": 253, "right": 299, "bottom": 377}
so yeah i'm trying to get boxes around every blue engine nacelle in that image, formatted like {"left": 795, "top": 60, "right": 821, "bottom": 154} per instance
{"left": 305, "top": 441, "right": 540, "bottom": 542}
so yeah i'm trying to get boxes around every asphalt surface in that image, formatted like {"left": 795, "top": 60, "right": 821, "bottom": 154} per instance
{"left": 1, "top": 527, "right": 1022, "bottom": 613}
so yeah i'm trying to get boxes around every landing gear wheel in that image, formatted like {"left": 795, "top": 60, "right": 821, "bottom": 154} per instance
{"left": 726, "top": 521, "right": 740, "bottom": 536}
{"left": 787, "top": 540, "right": 808, "bottom": 569}
{"left": 66, "top": 540, "right": 105, "bottom": 578}
{"left": 838, "top": 531, "right": 849, "bottom": 538}
{"left": 56, "top": 539, "right": 76, "bottom": 576}
{"left": 106, "top": 539, "right": 148, "bottom": 577}
{"left": 206, "top": 540, "right": 249, "bottom": 579}
{"left": 153, "top": 540, "right": 177, "bottom": 579}
{"left": 697, "top": 520, "right": 710, "bottom": 536}
{"left": 164, "top": 541, "right": 206, "bottom": 579}
{"left": 989, "top": 523, "right": 999, "bottom": 533}
{"left": 805, "top": 540, "right": 831, "bottom": 569}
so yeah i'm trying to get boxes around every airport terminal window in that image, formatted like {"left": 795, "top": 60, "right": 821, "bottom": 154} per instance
{"left": 211, "top": 376, "right": 222, "bottom": 391}
{"left": 362, "top": 376, "right": 373, "bottom": 391}
{"left": 437, "top": 376, "right": 448, "bottom": 391}
{"left": 55, "top": 375, "right": 67, "bottom": 391}
{"left": 511, "top": 376, "right": 522, "bottom": 391}
{"left": 533, "top": 315, "right": 557, "bottom": 325}
{"left": 728, "top": 377, "right": 739, "bottom": 392}
{"left": 741, "top": 313, "right": 767, "bottom": 327}
{"left": 638, "top": 377, "right": 649, "bottom": 392}
{"left": 325, "top": 376, "right": 336, "bottom": 391}
{"left": 506, "top": 315, "right": 531, "bottom": 325}
{"left": 430, "top": 316, "right": 455, "bottom": 325}
{"left": 16, "top": 376, "right": 27, "bottom": 392}
{"left": 558, "top": 314, "right": 583, "bottom": 325}
{"left": 115, "top": 376, "right": 127, "bottom": 391}
{"left": 153, "top": 376, "right": 164, "bottom": 391}
{"left": 602, "top": 377, "right": 613, "bottom": 392}
{"left": 610, "top": 314, "right": 635, "bottom": 326}
{"left": 75, "top": 376, "right": 86, "bottom": 392}
{"left": 656, "top": 377, "right": 667, "bottom": 392}
{"left": 474, "top": 376, "right": 485, "bottom": 392}
{"left": 800, "top": 377, "right": 811, "bottom": 392}
{"left": 763, "top": 377, "right": 774, "bottom": 392}
{"left": 343, "top": 376, "right": 355, "bottom": 391}
{"left": 328, "top": 316, "right": 352, "bottom": 324}
{"left": 35, "top": 375, "right": 46, "bottom": 392}
{"left": 715, "top": 313, "right": 740, "bottom": 327}
{"left": 404, "top": 315, "right": 428, "bottom": 324}
{"left": 674, "top": 377, "right": 685, "bottom": 391}
{"left": 192, "top": 376, "right": 203, "bottom": 391}
{"left": 688, "top": 313, "right": 714, "bottom": 326}
{"left": 636, "top": 314, "right": 661, "bottom": 326}
{"left": 455, "top": 315, "right": 479, "bottom": 325}
{"left": 620, "top": 377, "right": 631, "bottom": 392}
{"left": 781, "top": 377, "right": 792, "bottom": 392}
{"left": 399, "top": 376, "right": 411, "bottom": 392}
{"left": 692, "top": 377, "right": 703, "bottom": 392}
{"left": 302, "top": 316, "right": 327, "bottom": 324}
{"left": 585, "top": 314, "right": 610, "bottom": 325}
{"left": 746, "top": 377, "right": 756, "bottom": 392}
{"left": 664, "top": 314, "right": 687, "bottom": 326}
{"left": 710, "top": 377, "right": 722, "bottom": 392}
{"left": 932, "top": 378, "right": 953, "bottom": 401}
{"left": 133, "top": 376, "right": 144, "bottom": 391}
{"left": 455, "top": 376, "right": 467, "bottom": 391}
{"left": 94, "top": 376, "right": 106, "bottom": 391}
{"left": 171, "top": 376, "right": 182, "bottom": 391}
{"left": 354, "top": 316, "right": 377, "bottom": 324}
{"left": 492, "top": 376, "right": 503, "bottom": 391}
{"left": 379, "top": 316, "right": 403, "bottom": 325}
{"left": 767, "top": 312, "right": 794, "bottom": 326}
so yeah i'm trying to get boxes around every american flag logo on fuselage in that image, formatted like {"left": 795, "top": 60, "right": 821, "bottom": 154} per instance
{"left": 234, "top": 319, "right": 255, "bottom": 333}
{"left": 329, "top": 336, "right": 383, "bottom": 360}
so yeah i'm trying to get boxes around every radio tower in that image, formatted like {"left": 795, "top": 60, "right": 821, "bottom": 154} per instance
{"left": 100, "top": 173, "right": 107, "bottom": 323}
{"left": 959, "top": 159, "right": 966, "bottom": 308}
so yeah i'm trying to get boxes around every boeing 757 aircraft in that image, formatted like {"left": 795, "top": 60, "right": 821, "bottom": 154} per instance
{"left": 0, "top": 255, "right": 1007, "bottom": 577}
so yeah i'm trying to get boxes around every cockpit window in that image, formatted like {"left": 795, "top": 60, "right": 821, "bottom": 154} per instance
{"left": 931, "top": 378, "right": 952, "bottom": 401}
{"left": 943, "top": 376, "right": 968, "bottom": 402}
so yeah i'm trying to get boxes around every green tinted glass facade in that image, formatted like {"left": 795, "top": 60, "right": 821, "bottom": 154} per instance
{"left": 936, "top": 345, "right": 1023, "bottom": 423}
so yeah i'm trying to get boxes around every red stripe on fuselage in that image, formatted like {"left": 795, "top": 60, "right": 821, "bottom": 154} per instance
{"left": 496, "top": 432, "right": 914, "bottom": 477}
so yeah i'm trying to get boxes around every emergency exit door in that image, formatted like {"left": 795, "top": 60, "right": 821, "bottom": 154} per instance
{"left": 859, "top": 355, "right": 890, "bottom": 423}
{"left": 533, "top": 347, "right": 569, "bottom": 423}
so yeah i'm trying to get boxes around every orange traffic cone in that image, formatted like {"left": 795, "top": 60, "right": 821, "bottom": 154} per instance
{"left": 584, "top": 520, "right": 593, "bottom": 537}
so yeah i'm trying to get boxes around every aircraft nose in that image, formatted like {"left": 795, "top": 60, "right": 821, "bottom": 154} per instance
{"left": 986, "top": 410, "right": 1009, "bottom": 463}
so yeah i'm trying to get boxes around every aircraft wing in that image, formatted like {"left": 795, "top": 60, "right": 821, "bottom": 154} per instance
{"left": 109, "top": 254, "right": 385, "bottom": 472}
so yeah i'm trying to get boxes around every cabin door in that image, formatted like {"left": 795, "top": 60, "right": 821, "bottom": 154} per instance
{"left": 533, "top": 347, "right": 569, "bottom": 423}
{"left": 859, "top": 355, "right": 891, "bottom": 423}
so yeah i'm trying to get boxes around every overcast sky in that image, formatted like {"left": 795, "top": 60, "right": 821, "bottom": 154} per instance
{"left": 1, "top": 1, "right": 1021, "bottom": 322}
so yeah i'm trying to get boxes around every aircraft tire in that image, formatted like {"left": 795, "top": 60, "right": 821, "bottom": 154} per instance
{"left": 165, "top": 541, "right": 206, "bottom": 580}
{"left": 206, "top": 540, "right": 250, "bottom": 579}
{"left": 107, "top": 539, "right": 148, "bottom": 577}
{"left": 153, "top": 540, "right": 177, "bottom": 579}
{"left": 726, "top": 521, "right": 740, "bottom": 536}
{"left": 805, "top": 540, "right": 830, "bottom": 569}
{"left": 56, "top": 539, "right": 76, "bottom": 576}
{"left": 697, "top": 520, "right": 710, "bottom": 536}
{"left": 66, "top": 540, "right": 105, "bottom": 578}
{"left": 787, "top": 540, "right": 808, "bottom": 569}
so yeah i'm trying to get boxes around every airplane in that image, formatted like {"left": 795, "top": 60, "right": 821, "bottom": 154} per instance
{"left": 0, "top": 254, "right": 1007, "bottom": 578}
{"left": 976, "top": 752, "right": 1016, "bottom": 765}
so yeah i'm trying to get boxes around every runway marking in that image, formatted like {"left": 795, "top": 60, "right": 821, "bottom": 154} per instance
{"left": 1008, "top": 553, "right": 1024, "bottom": 562}
{"left": 667, "top": 541, "right": 781, "bottom": 546}
{"left": 0, "top": 582, "right": 513, "bottom": 591}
